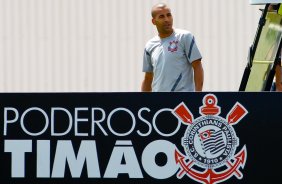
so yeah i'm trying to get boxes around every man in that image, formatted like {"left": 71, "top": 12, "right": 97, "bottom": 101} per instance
{"left": 274, "top": 64, "right": 282, "bottom": 91}
{"left": 141, "top": 3, "right": 204, "bottom": 92}
{"left": 269, "top": 4, "right": 282, "bottom": 92}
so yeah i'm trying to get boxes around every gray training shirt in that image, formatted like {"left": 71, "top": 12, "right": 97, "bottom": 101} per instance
{"left": 143, "top": 29, "right": 202, "bottom": 92}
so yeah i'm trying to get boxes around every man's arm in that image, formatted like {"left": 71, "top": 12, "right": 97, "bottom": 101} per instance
{"left": 191, "top": 59, "right": 204, "bottom": 91}
{"left": 141, "top": 72, "right": 153, "bottom": 92}
{"left": 275, "top": 64, "right": 282, "bottom": 91}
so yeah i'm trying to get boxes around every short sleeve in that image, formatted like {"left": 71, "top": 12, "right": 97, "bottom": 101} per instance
{"left": 143, "top": 49, "right": 153, "bottom": 72}
{"left": 184, "top": 34, "right": 202, "bottom": 63}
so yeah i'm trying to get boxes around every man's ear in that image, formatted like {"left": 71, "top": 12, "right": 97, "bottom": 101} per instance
{"left": 152, "top": 18, "right": 156, "bottom": 25}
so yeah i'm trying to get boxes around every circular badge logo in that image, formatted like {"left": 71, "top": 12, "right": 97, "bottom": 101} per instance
{"left": 182, "top": 115, "right": 239, "bottom": 169}
{"left": 168, "top": 40, "right": 178, "bottom": 52}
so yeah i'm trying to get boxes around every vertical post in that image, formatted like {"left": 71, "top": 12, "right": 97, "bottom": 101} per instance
{"left": 239, "top": 4, "right": 270, "bottom": 91}
{"left": 263, "top": 34, "right": 282, "bottom": 91}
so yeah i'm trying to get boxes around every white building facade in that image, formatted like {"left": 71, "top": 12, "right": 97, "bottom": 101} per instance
{"left": 0, "top": 0, "right": 262, "bottom": 92}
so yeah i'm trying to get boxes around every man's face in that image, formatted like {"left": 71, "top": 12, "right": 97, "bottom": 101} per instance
{"left": 152, "top": 7, "right": 173, "bottom": 35}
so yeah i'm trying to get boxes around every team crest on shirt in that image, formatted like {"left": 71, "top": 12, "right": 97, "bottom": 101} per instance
{"left": 168, "top": 40, "right": 179, "bottom": 52}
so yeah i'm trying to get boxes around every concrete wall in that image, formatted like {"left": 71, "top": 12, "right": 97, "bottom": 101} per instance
{"left": 0, "top": 0, "right": 262, "bottom": 92}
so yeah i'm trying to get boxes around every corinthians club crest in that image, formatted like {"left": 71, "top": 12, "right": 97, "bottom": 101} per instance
{"left": 168, "top": 40, "right": 178, "bottom": 52}
{"left": 172, "top": 94, "right": 248, "bottom": 184}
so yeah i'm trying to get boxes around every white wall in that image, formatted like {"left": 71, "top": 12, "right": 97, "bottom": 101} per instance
{"left": 0, "top": 0, "right": 262, "bottom": 92}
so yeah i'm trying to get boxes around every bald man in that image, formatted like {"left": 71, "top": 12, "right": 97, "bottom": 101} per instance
{"left": 141, "top": 3, "right": 204, "bottom": 92}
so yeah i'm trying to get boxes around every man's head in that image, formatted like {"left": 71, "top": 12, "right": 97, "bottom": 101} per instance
{"left": 151, "top": 3, "right": 173, "bottom": 37}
